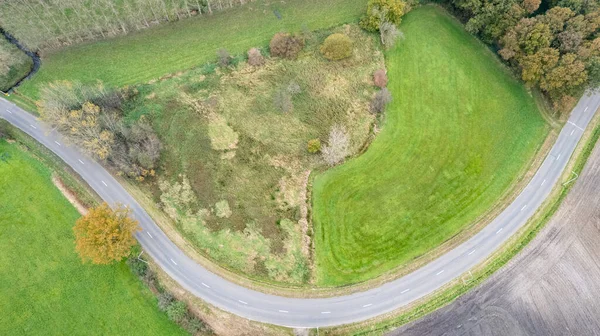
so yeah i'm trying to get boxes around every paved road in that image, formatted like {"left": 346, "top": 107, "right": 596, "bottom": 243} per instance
{"left": 0, "top": 93, "right": 597, "bottom": 328}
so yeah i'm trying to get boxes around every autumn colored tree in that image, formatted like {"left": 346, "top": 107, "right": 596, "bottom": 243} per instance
{"left": 360, "top": 0, "right": 406, "bottom": 32}
{"left": 74, "top": 203, "right": 140, "bottom": 264}
{"left": 523, "top": 0, "right": 542, "bottom": 13}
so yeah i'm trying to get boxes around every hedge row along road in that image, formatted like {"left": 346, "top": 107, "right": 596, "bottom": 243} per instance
{"left": 1, "top": 92, "right": 597, "bottom": 327}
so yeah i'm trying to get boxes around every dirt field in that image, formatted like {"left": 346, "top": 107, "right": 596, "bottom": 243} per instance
{"left": 391, "top": 139, "right": 600, "bottom": 336}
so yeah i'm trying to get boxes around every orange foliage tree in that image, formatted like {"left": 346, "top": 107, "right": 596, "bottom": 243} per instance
{"left": 74, "top": 203, "right": 140, "bottom": 264}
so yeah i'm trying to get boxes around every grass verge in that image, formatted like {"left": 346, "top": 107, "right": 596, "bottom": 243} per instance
{"left": 0, "top": 138, "right": 186, "bottom": 335}
{"left": 313, "top": 5, "right": 548, "bottom": 286}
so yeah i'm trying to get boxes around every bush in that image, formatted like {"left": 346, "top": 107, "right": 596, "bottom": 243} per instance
{"left": 217, "top": 48, "right": 232, "bottom": 67}
{"left": 322, "top": 125, "right": 350, "bottom": 166}
{"left": 373, "top": 69, "right": 388, "bottom": 88}
{"left": 307, "top": 139, "right": 321, "bottom": 153}
{"left": 360, "top": 0, "right": 406, "bottom": 32}
{"left": 380, "top": 21, "right": 403, "bottom": 49}
{"left": 126, "top": 256, "right": 148, "bottom": 278}
{"left": 320, "top": 33, "right": 353, "bottom": 61}
{"left": 183, "top": 317, "right": 209, "bottom": 334}
{"left": 371, "top": 88, "right": 393, "bottom": 113}
{"left": 269, "top": 33, "right": 305, "bottom": 59}
{"left": 157, "top": 292, "right": 174, "bottom": 312}
{"left": 166, "top": 301, "right": 187, "bottom": 323}
{"left": 247, "top": 48, "right": 265, "bottom": 66}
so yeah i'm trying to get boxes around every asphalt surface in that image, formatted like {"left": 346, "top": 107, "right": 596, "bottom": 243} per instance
{"left": 0, "top": 93, "right": 597, "bottom": 328}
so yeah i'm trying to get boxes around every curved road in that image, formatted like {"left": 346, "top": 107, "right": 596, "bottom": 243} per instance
{"left": 0, "top": 93, "right": 598, "bottom": 328}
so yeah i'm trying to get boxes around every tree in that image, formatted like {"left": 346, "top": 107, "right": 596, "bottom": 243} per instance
{"left": 360, "top": 0, "right": 406, "bottom": 32}
{"left": 518, "top": 47, "right": 560, "bottom": 83}
{"left": 74, "top": 203, "right": 139, "bottom": 264}
{"left": 371, "top": 88, "right": 393, "bottom": 113}
{"left": 380, "top": 21, "right": 403, "bottom": 49}
{"left": 321, "top": 125, "right": 350, "bottom": 166}
{"left": 269, "top": 33, "right": 304, "bottom": 59}
{"left": 523, "top": 0, "right": 541, "bottom": 13}
{"left": 540, "top": 52, "right": 588, "bottom": 95}
{"left": 320, "top": 33, "right": 353, "bottom": 61}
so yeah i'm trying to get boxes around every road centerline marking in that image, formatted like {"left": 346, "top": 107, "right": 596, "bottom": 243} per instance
{"left": 468, "top": 249, "right": 476, "bottom": 255}
{"left": 496, "top": 228, "right": 503, "bottom": 234}
{"left": 521, "top": 205, "right": 527, "bottom": 211}
{"left": 436, "top": 270, "right": 444, "bottom": 276}
{"left": 6, "top": 110, "right": 12, "bottom": 114}
{"left": 585, "top": 106, "right": 589, "bottom": 112}
{"left": 362, "top": 304, "right": 372, "bottom": 308}
{"left": 401, "top": 288, "right": 411, "bottom": 294}
{"left": 102, "top": 181, "right": 107, "bottom": 186}
{"left": 541, "top": 179, "right": 546, "bottom": 186}
{"left": 321, "top": 311, "right": 331, "bottom": 314}
{"left": 570, "top": 129, "right": 575, "bottom": 136}
{"left": 54, "top": 141, "right": 61, "bottom": 146}
{"left": 30, "top": 124, "right": 36, "bottom": 129}
{"left": 78, "top": 159, "right": 84, "bottom": 164}
{"left": 556, "top": 154, "right": 561, "bottom": 160}
{"left": 238, "top": 300, "right": 248, "bottom": 305}
{"left": 147, "top": 232, "right": 153, "bottom": 239}
{"left": 278, "top": 310, "right": 289, "bottom": 313}
{"left": 170, "top": 258, "right": 177, "bottom": 265}
{"left": 201, "top": 282, "right": 210, "bottom": 288}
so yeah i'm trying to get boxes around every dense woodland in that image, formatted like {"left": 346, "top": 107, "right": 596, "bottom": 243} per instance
{"left": 0, "top": 0, "right": 253, "bottom": 51}
{"left": 445, "top": 0, "right": 600, "bottom": 111}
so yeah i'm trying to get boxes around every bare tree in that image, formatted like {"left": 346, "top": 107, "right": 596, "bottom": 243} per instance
{"left": 322, "top": 125, "right": 350, "bottom": 166}
{"left": 380, "top": 21, "right": 403, "bottom": 49}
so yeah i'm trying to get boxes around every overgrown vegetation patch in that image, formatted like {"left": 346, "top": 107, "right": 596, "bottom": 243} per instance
{"left": 0, "top": 37, "right": 32, "bottom": 92}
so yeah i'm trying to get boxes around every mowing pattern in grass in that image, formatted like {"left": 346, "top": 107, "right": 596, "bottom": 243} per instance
{"left": 0, "top": 37, "right": 32, "bottom": 92}
{"left": 0, "top": 141, "right": 185, "bottom": 335}
{"left": 312, "top": 6, "right": 548, "bottom": 286}
{"left": 16, "top": 0, "right": 366, "bottom": 100}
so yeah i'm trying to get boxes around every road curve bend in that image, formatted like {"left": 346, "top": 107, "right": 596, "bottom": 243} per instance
{"left": 0, "top": 94, "right": 597, "bottom": 328}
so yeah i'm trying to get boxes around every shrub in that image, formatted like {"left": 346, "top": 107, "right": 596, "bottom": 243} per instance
{"left": 157, "top": 292, "right": 174, "bottom": 312}
{"left": 126, "top": 256, "right": 148, "bottom": 278}
{"left": 247, "top": 47, "right": 265, "bottom": 66}
{"left": 166, "top": 301, "right": 187, "bottom": 323}
{"left": 320, "top": 33, "right": 353, "bottom": 61}
{"left": 373, "top": 69, "right": 388, "bottom": 87}
{"left": 307, "top": 139, "right": 322, "bottom": 153}
{"left": 215, "top": 200, "right": 232, "bottom": 218}
{"left": 371, "top": 88, "right": 393, "bottom": 113}
{"left": 270, "top": 33, "right": 304, "bottom": 59}
{"left": 360, "top": 0, "right": 406, "bottom": 32}
{"left": 380, "top": 21, "right": 403, "bottom": 49}
{"left": 183, "top": 317, "right": 209, "bottom": 334}
{"left": 322, "top": 125, "right": 350, "bottom": 166}
{"left": 217, "top": 48, "right": 232, "bottom": 67}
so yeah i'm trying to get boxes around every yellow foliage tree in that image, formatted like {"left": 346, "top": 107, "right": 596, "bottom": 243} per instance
{"left": 74, "top": 203, "right": 140, "bottom": 264}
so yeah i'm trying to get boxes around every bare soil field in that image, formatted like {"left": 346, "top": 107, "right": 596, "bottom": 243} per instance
{"left": 390, "top": 139, "right": 600, "bottom": 336}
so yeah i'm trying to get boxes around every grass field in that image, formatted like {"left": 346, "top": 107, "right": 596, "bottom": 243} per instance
{"left": 312, "top": 6, "right": 549, "bottom": 286}
{"left": 0, "top": 37, "right": 32, "bottom": 92}
{"left": 0, "top": 140, "right": 185, "bottom": 335}
{"left": 16, "top": 0, "right": 366, "bottom": 100}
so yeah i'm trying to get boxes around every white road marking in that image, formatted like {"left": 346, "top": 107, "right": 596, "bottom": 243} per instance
{"left": 30, "top": 124, "right": 36, "bottom": 129}
{"left": 238, "top": 300, "right": 248, "bottom": 305}
{"left": 585, "top": 107, "right": 589, "bottom": 112}
{"left": 521, "top": 205, "right": 527, "bottom": 211}
{"left": 170, "top": 258, "right": 177, "bottom": 265}
{"left": 468, "top": 249, "right": 476, "bottom": 255}
{"left": 78, "top": 159, "right": 84, "bottom": 164}
{"left": 321, "top": 311, "right": 331, "bottom": 314}
{"left": 401, "top": 288, "right": 411, "bottom": 294}
{"left": 570, "top": 129, "right": 575, "bottom": 136}
{"left": 54, "top": 141, "right": 61, "bottom": 146}
{"left": 201, "top": 282, "right": 210, "bottom": 288}
{"left": 556, "top": 154, "right": 561, "bottom": 160}
{"left": 278, "top": 310, "right": 289, "bottom": 313}
{"left": 541, "top": 179, "right": 546, "bottom": 186}
{"left": 147, "top": 232, "right": 153, "bottom": 239}
{"left": 6, "top": 110, "right": 11, "bottom": 114}
{"left": 362, "top": 304, "right": 373, "bottom": 308}
{"left": 496, "top": 228, "right": 503, "bottom": 234}
{"left": 568, "top": 121, "right": 585, "bottom": 131}
{"left": 436, "top": 270, "right": 445, "bottom": 276}
{"left": 102, "top": 180, "right": 107, "bottom": 186}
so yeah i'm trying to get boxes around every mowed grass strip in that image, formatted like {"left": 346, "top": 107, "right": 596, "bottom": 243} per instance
{"left": 16, "top": 0, "right": 366, "bottom": 100}
{"left": 312, "top": 6, "right": 548, "bottom": 287}
{"left": 0, "top": 141, "right": 185, "bottom": 335}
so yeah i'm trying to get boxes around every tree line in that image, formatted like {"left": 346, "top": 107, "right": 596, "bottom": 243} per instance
{"left": 446, "top": 0, "right": 600, "bottom": 112}
{"left": 0, "top": 0, "right": 254, "bottom": 51}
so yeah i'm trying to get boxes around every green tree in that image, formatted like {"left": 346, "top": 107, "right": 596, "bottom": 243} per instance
{"left": 360, "top": 0, "right": 406, "bottom": 32}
